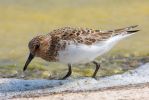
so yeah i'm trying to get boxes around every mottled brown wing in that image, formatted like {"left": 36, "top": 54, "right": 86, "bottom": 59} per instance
{"left": 49, "top": 27, "right": 107, "bottom": 45}
{"left": 49, "top": 25, "right": 139, "bottom": 45}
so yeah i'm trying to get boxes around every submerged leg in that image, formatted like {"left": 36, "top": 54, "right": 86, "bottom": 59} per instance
{"left": 92, "top": 61, "right": 100, "bottom": 78}
{"left": 61, "top": 64, "right": 72, "bottom": 80}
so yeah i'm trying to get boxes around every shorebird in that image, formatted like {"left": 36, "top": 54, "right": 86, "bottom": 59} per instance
{"left": 23, "top": 25, "right": 139, "bottom": 79}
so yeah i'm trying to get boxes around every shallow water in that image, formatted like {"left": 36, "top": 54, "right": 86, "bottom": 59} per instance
{"left": 0, "top": 55, "right": 148, "bottom": 79}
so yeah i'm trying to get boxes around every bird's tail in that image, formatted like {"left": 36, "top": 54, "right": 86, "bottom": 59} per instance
{"left": 108, "top": 25, "right": 140, "bottom": 36}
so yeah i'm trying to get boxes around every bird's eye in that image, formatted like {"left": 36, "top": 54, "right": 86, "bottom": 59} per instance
{"left": 35, "top": 44, "right": 40, "bottom": 50}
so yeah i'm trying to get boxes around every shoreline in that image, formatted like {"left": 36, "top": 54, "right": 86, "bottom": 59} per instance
{"left": 0, "top": 63, "right": 149, "bottom": 99}
{"left": 12, "top": 82, "right": 149, "bottom": 100}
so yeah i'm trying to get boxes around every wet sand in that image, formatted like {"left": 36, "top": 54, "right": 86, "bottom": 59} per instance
{"left": 13, "top": 83, "right": 149, "bottom": 100}
{"left": 1, "top": 63, "right": 149, "bottom": 99}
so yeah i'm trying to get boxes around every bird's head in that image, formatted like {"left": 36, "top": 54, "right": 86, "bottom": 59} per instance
{"left": 23, "top": 35, "right": 50, "bottom": 71}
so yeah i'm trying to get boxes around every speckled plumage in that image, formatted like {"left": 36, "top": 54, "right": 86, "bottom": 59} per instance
{"left": 24, "top": 25, "right": 139, "bottom": 79}
{"left": 28, "top": 25, "right": 138, "bottom": 62}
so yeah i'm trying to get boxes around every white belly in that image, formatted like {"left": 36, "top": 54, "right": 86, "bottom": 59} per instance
{"left": 58, "top": 42, "right": 115, "bottom": 64}
{"left": 58, "top": 44, "right": 101, "bottom": 64}
{"left": 58, "top": 34, "right": 131, "bottom": 64}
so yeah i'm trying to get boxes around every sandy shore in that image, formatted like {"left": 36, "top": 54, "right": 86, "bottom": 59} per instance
{"left": 13, "top": 83, "right": 149, "bottom": 100}
{"left": 1, "top": 63, "right": 149, "bottom": 99}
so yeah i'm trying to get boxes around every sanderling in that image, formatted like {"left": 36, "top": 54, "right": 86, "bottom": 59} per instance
{"left": 23, "top": 25, "right": 139, "bottom": 79}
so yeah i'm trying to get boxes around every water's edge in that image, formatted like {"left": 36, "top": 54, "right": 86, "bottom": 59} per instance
{"left": 0, "top": 63, "right": 149, "bottom": 99}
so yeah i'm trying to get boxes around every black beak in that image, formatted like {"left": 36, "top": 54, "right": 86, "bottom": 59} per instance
{"left": 23, "top": 53, "right": 34, "bottom": 71}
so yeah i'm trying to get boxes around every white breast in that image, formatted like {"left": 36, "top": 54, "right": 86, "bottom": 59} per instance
{"left": 58, "top": 34, "right": 132, "bottom": 65}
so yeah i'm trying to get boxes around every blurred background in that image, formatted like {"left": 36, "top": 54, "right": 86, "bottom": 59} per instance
{"left": 0, "top": 0, "right": 149, "bottom": 79}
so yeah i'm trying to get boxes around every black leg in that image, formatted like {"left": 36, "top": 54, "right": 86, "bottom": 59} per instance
{"left": 61, "top": 64, "right": 72, "bottom": 80}
{"left": 92, "top": 61, "right": 100, "bottom": 78}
